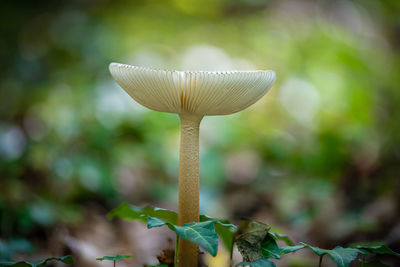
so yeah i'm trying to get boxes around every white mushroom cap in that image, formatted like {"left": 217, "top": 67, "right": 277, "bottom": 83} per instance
{"left": 109, "top": 63, "right": 276, "bottom": 116}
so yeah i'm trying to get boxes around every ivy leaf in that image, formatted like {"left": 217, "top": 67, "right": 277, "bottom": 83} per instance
{"left": 214, "top": 221, "right": 237, "bottom": 253}
{"left": 278, "top": 244, "right": 361, "bottom": 267}
{"left": 279, "top": 245, "right": 305, "bottom": 255}
{"left": 268, "top": 232, "right": 294, "bottom": 246}
{"left": 109, "top": 204, "right": 235, "bottom": 256}
{"left": 260, "top": 231, "right": 294, "bottom": 259}
{"left": 200, "top": 214, "right": 237, "bottom": 253}
{"left": 260, "top": 234, "right": 280, "bottom": 259}
{"left": 147, "top": 216, "right": 169, "bottom": 228}
{"left": 235, "top": 220, "right": 270, "bottom": 262}
{"left": 174, "top": 221, "right": 218, "bottom": 256}
{"left": 96, "top": 255, "right": 133, "bottom": 261}
{"left": 300, "top": 243, "right": 360, "bottom": 267}
{"left": 236, "top": 258, "right": 276, "bottom": 267}
{"left": 147, "top": 216, "right": 218, "bottom": 256}
{"left": 0, "top": 255, "right": 73, "bottom": 267}
{"left": 279, "top": 243, "right": 398, "bottom": 267}
{"left": 0, "top": 238, "right": 34, "bottom": 260}
{"left": 108, "top": 203, "right": 177, "bottom": 224}
{"left": 350, "top": 244, "right": 400, "bottom": 257}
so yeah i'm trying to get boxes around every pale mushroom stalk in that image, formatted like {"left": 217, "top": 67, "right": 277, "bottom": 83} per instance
{"left": 177, "top": 113, "right": 202, "bottom": 266}
{"left": 109, "top": 63, "right": 276, "bottom": 267}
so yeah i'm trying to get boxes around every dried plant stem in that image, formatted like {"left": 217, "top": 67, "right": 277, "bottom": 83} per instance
{"left": 177, "top": 113, "right": 203, "bottom": 267}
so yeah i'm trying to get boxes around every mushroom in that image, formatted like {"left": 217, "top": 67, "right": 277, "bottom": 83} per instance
{"left": 109, "top": 63, "right": 276, "bottom": 267}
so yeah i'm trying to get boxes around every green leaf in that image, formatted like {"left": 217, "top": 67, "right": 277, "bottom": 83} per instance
{"left": 109, "top": 204, "right": 235, "bottom": 256}
{"left": 0, "top": 238, "right": 34, "bottom": 260}
{"left": 268, "top": 232, "right": 294, "bottom": 246}
{"left": 236, "top": 258, "right": 276, "bottom": 267}
{"left": 214, "top": 221, "right": 237, "bottom": 253}
{"left": 146, "top": 216, "right": 218, "bottom": 256}
{"left": 235, "top": 220, "right": 270, "bottom": 262}
{"left": 260, "top": 234, "right": 280, "bottom": 259}
{"left": 279, "top": 245, "right": 305, "bottom": 255}
{"left": 108, "top": 203, "right": 177, "bottom": 224}
{"left": 147, "top": 216, "right": 169, "bottom": 228}
{"left": 350, "top": 244, "right": 400, "bottom": 257}
{"left": 0, "top": 255, "right": 73, "bottom": 267}
{"left": 174, "top": 221, "right": 218, "bottom": 256}
{"left": 300, "top": 243, "right": 360, "bottom": 267}
{"left": 278, "top": 243, "right": 398, "bottom": 267}
{"left": 96, "top": 254, "right": 132, "bottom": 261}
{"left": 234, "top": 222, "right": 294, "bottom": 261}
{"left": 200, "top": 214, "right": 237, "bottom": 253}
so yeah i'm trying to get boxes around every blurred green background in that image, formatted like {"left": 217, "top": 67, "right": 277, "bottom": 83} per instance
{"left": 1, "top": 0, "right": 399, "bottom": 266}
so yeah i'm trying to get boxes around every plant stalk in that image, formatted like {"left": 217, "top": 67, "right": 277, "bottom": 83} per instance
{"left": 361, "top": 255, "right": 366, "bottom": 267}
{"left": 174, "top": 233, "right": 179, "bottom": 267}
{"left": 177, "top": 113, "right": 203, "bottom": 267}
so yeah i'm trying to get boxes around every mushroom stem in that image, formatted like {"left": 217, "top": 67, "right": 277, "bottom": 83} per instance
{"left": 177, "top": 113, "right": 203, "bottom": 267}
